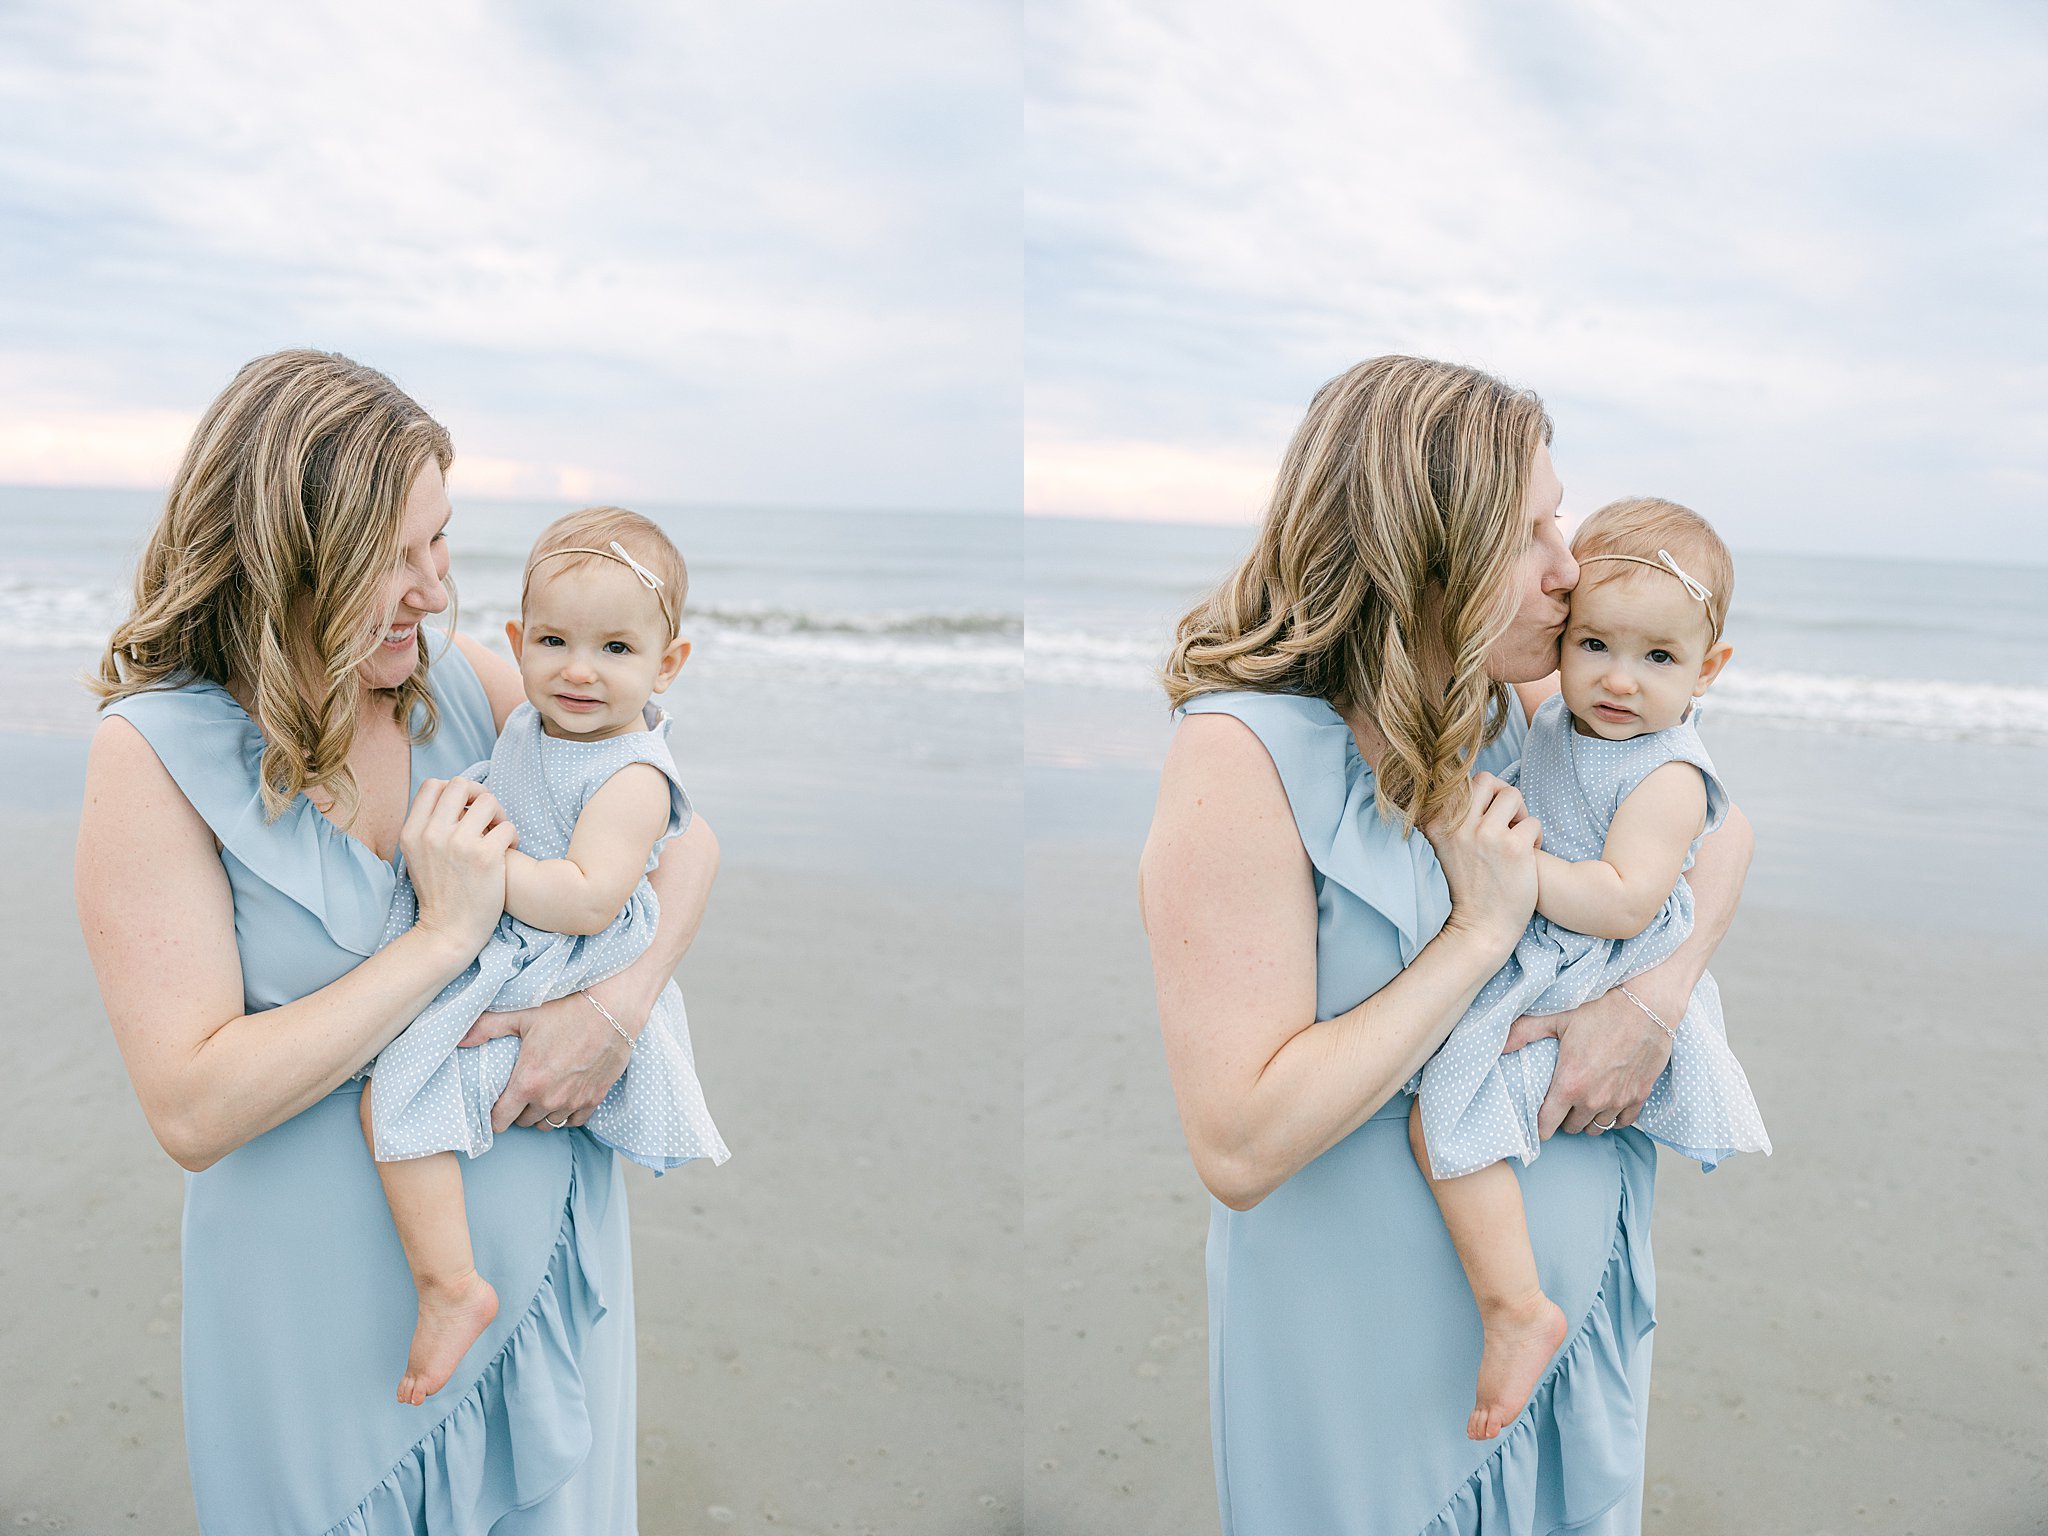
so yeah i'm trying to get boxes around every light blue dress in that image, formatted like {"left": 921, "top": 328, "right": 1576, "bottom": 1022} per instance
{"left": 103, "top": 629, "right": 638, "bottom": 1535}
{"left": 1415, "top": 694, "right": 1770, "bottom": 1179}
{"left": 366, "top": 700, "right": 729, "bottom": 1175}
{"left": 1181, "top": 690, "right": 1658, "bottom": 1536}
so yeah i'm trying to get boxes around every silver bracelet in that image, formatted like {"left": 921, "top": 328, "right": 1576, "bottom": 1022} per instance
{"left": 1616, "top": 985, "right": 1678, "bottom": 1043}
{"left": 580, "top": 988, "right": 635, "bottom": 1049}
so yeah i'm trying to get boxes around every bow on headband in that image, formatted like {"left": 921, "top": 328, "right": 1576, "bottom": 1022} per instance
{"left": 523, "top": 539, "right": 678, "bottom": 634}
{"left": 1574, "top": 547, "right": 1718, "bottom": 640}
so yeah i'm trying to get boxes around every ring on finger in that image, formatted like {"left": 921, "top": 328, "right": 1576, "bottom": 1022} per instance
{"left": 544, "top": 1112, "right": 570, "bottom": 1129}
{"left": 1591, "top": 1114, "right": 1619, "bottom": 1132}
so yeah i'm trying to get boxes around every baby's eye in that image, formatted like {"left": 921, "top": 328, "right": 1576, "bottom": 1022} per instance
{"left": 604, "top": 640, "right": 632, "bottom": 655}
{"left": 1579, "top": 637, "right": 1606, "bottom": 653}
{"left": 1648, "top": 649, "right": 1675, "bottom": 666}
{"left": 538, "top": 635, "right": 564, "bottom": 647}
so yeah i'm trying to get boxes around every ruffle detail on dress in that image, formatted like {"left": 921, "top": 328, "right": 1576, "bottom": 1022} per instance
{"left": 318, "top": 1143, "right": 611, "bottom": 1536}
{"left": 102, "top": 629, "right": 483, "bottom": 958}
{"left": 1418, "top": 1133, "right": 1658, "bottom": 1536}
{"left": 1183, "top": 692, "right": 1530, "bottom": 964}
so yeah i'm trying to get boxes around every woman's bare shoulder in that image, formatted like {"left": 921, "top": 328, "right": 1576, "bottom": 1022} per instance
{"left": 85, "top": 712, "right": 202, "bottom": 822}
{"left": 79, "top": 712, "right": 225, "bottom": 883}
{"left": 1159, "top": 709, "right": 1287, "bottom": 805}
{"left": 1514, "top": 675, "right": 1561, "bottom": 719}
{"left": 1143, "top": 711, "right": 1306, "bottom": 898}
{"left": 450, "top": 630, "right": 525, "bottom": 732}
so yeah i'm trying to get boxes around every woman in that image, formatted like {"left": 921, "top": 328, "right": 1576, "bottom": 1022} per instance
{"left": 1140, "top": 356, "right": 1752, "bottom": 1534}
{"left": 74, "top": 350, "right": 717, "bottom": 1532}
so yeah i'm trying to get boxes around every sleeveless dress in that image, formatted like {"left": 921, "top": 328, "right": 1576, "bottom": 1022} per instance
{"left": 103, "top": 629, "right": 638, "bottom": 1536}
{"left": 1180, "top": 690, "right": 1658, "bottom": 1536}
{"left": 366, "top": 700, "right": 729, "bottom": 1174}
{"left": 1414, "top": 694, "right": 1771, "bottom": 1179}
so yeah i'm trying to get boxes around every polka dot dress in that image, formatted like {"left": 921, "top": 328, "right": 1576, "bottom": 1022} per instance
{"left": 364, "top": 701, "right": 729, "bottom": 1174}
{"left": 1412, "top": 693, "right": 1770, "bottom": 1179}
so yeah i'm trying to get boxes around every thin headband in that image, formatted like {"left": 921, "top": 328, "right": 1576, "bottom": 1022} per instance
{"left": 1575, "top": 547, "right": 1720, "bottom": 641}
{"left": 522, "top": 540, "right": 677, "bottom": 635}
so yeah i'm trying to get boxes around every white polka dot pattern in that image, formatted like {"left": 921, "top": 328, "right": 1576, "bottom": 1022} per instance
{"left": 1411, "top": 693, "right": 1770, "bottom": 1179}
{"left": 364, "top": 701, "right": 730, "bottom": 1174}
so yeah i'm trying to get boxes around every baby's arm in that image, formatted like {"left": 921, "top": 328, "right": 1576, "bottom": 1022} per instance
{"left": 1533, "top": 762, "right": 1708, "bottom": 941}
{"left": 504, "top": 764, "right": 673, "bottom": 936}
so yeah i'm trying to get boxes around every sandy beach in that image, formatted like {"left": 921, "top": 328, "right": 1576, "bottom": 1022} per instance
{"left": 1020, "top": 841, "right": 2048, "bottom": 1536}
{"left": 7, "top": 825, "right": 2048, "bottom": 1533}
{"left": 0, "top": 805, "right": 1035, "bottom": 1535}
{"left": 9, "top": 805, "right": 2048, "bottom": 1533}
{"left": 7, "top": 561, "right": 2048, "bottom": 1536}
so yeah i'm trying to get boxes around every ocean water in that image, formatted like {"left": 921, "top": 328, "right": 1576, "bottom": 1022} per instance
{"left": 4, "top": 487, "right": 1022, "bottom": 889}
{"left": 1025, "top": 515, "right": 2048, "bottom": 939}
{"left": 14, "top": 487, "right": 2048, "bottom": 935}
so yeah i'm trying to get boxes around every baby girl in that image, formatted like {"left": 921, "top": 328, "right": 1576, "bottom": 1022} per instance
{"left": 1408, "top": 496, "right": 1771, "bottom": 1441}
{"left": 360, "top": 505, "right": 729, "bottom": 1405}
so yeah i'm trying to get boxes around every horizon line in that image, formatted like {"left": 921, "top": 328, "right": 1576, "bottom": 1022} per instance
{"left": 0, "top": 481, "right": 1018, "bottom": 521}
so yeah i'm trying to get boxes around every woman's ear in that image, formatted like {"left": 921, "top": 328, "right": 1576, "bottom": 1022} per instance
{"left": 1693, "top": 640, "right": 1733, "bottom": 697}
{"left": 654, "top": 636, "right": 692, "bottom": 694}
{"left": 504, "top": 619, "right": 524, "bottom": 661}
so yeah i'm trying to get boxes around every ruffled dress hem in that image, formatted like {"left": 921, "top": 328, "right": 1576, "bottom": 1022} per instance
{"left": 1416, "top": 1135, "right": 1657, "bottom": 1536}
{"left": 318, "top": 1149, "right": 609, "bottom": 1536}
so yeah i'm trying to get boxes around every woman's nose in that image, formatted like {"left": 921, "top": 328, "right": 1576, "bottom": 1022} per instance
{"left": 1547, "top": 541, "right": 1580, "bottom": 597}
{"left": 406, "top": 570, "right": 449, "bottom": 616}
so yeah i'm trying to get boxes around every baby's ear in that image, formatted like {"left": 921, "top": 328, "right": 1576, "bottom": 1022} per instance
{"left": 654, "top": 635, "right": 691, "bottom": 693}
{"left": 1694, "top": 639, "right": 1733, "bottom": 696}
{"left": 504, "top": 619, "right": 524, "bottom": 660}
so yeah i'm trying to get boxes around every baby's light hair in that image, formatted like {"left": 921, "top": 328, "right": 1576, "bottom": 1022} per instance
{"left": 521, "top": 505, "right": 690, "bottom": 640}
{"left": 1571, "top": 497, "right": 1733, "bottom": 644}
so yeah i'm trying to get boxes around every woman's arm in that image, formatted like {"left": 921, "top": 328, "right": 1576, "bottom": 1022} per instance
{"left": 75, "top": 719, "right": 512, "bottom": 1171}
{"left": 1142, "top": 715, "right": 1536, "bottom": 1211}
{"left": 462, "top": 812, "right": 720, "bottom": 1132}
{"left": 1505, "top": 800, "right": 1755, "bottom": 1136}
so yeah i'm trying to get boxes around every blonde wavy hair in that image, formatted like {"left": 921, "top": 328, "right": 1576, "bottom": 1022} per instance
{"left": 93, "top": 350, "right": 455, "bottom": 824}
{"left": 1164, "top": 355, "right": 1553, "bottom": 834}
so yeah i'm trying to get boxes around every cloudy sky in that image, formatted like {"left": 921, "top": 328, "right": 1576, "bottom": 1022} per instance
{"left": 6, "top": 3, "right": 2042, "bottom": 558}
{"left": 0, "top": 0, "right": 1017, "bottom": 512}
{"left": 1026, "top": 0, "right": 2048, "bottom": 562}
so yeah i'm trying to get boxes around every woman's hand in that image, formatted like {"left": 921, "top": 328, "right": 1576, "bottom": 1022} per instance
{"left": 1503, "top": 799, "right": 1753, "bottom": 1138}
{"left": 399, "top": 777, "right": 517, "bottom": 959}
{"left": 1425, "top": 771, "right": 1542, "bottom": 958}
{"left": 455, "top": 816, "right": 716, "bottom": 1135}
{"left": 458, "top": 990, "right": 632, "bottom": 1132}
{"left": 1502, "top": 982, "right": 1675, "bottom": 1137}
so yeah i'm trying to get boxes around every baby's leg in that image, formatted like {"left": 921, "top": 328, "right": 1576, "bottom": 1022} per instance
{"left": 359, "top": 1088, "right": 499, "bottom": 1406}
{"left": 1409, "top": 1099, "right": 1568, "bottom": 1440}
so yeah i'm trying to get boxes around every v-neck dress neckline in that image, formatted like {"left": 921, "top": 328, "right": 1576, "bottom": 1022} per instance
{"left": 214, "top": 682, "right": 422, "bottom": 869}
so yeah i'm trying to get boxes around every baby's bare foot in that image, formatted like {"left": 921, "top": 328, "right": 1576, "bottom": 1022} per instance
{"left": 1467, "top": 1290, "right": 1568, "bottom": 1441}
{"left": 397, "top": 1268, "right": 499, "bottom": 1407}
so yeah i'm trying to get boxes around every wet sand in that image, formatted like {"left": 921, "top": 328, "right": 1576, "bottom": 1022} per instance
{"left": 1020, "top": 842, "right": 2048, "bottom": 1536}
{"left": 6, "top": 822, "right": 2046, "bottom": 1533}
{"left": 0, "top": 808, "right": 1032, "bottom": 1536}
